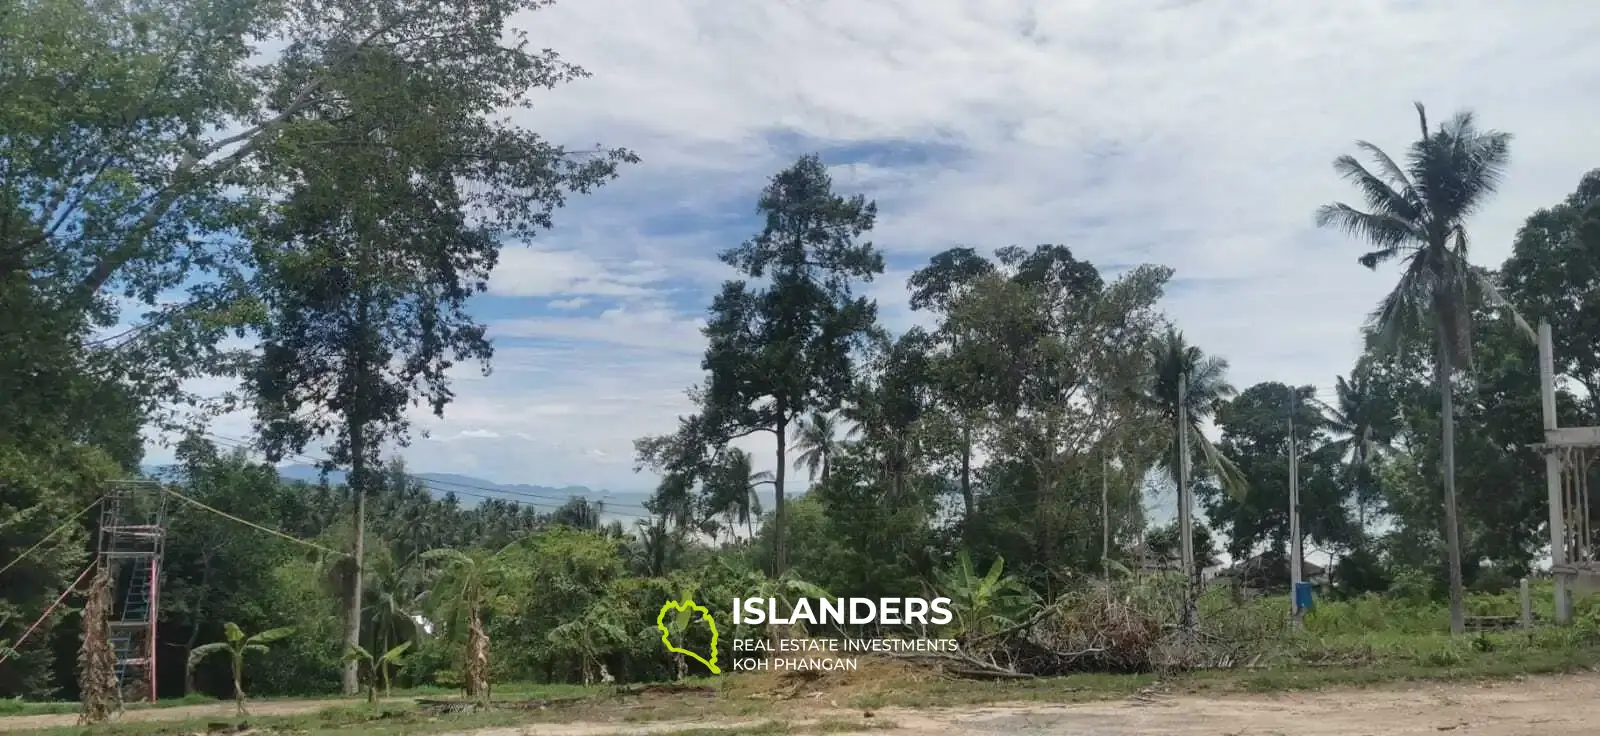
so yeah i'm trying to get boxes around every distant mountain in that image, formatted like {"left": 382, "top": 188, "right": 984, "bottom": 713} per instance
{"left": 269, "top": 463, "right": 655, "bottom": 513}
{"left": 145, "top": 462, "right": 659, "bottom": 519}
{"left": 272, "top": 463, "right": 587, "bottom": 498}
{"left": 147, "top": 463, "right": 794, "bottom": 524}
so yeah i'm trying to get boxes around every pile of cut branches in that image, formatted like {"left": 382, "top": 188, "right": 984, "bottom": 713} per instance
{"left": 914, "top": 578, "right": 1286, "bottom": 679}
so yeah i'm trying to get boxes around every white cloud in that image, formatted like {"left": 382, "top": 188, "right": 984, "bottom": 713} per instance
{"left": 490, "top": 247, "right": 667, "bottom": 297}
{"left": 144, "top": 0, "right": 1600, "bottom": 495}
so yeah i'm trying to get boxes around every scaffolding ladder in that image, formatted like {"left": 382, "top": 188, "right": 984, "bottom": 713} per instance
{"left": 95, "top": 481, "right": 167, "bottom": 704}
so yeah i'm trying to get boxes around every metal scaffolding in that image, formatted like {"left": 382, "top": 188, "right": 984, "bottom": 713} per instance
{"left": 1536, "top": 322, "right": 1600, "bottom": 623}
{"left": 95, "top": 480, "right": 167, "bottom": 704}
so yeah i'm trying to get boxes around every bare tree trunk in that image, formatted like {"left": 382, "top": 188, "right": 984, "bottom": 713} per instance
{"left": 1437, "top": 328, "right": 1466, "bottom": 635}
{"left": 342, "top": 424, "right": 368, "bottom": 695}
{"left": 960, "top": 424, "right": 974, "bottom": 543}
{"left": 183, "top": 555, "right": 212, "bottom": 696}
{"left": 1102, "top": 454, "right": 1111, "bottom": 576}
{"left": 773, "top": 418, "right": 789, "bottom": 576}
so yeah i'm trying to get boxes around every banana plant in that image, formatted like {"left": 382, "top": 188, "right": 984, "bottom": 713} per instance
{"left": 187, "top": 623, "right": 294, "bottom": 716}
{"left": 547, "top": 599, "right": 630, "bottom": 685}
{"left": 420, "top": 544, "right": 519, "bottom": 704}
{"left": 344, "top": 641, "right": 412, "bottom": 703}
{"left": 935, "top": 552, "right": 1037, "bottom": 640}
{"left": 717, "top": 561, "right": 832, "bottom": 643}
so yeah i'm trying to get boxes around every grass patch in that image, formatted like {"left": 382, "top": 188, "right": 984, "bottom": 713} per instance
{"left": 0, "top": 694, "right": 217, "bottom": 716}
{"left": 2, "top": 703, "right": 532, "bottom": 736}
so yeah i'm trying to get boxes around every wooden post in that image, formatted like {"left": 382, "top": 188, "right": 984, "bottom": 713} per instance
{"left": 1520, "top": 577, "right": 1533, "bottom": 629}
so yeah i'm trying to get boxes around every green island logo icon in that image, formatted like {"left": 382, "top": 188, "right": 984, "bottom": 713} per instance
{"left": 656, "top": 599, "right": 721, "bottom": 674}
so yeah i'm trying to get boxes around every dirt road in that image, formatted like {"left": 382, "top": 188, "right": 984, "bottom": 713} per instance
{"left": 866, "top": 673, "right": 1597, "bottom": 735}
{"left": 4, "top": 674, "right": 1597, "bottom": 735}
{"left": 475, "top": 673, "right": 1600, "bottom": 736}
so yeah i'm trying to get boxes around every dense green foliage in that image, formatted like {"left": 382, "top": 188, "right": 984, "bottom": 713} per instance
{"left": 3, "top": 0, "right": 1599, "bottom": 705}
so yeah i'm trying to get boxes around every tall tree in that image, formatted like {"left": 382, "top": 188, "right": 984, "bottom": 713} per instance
{"left": 1140, "top": 328, "right": 1242, "bottom": 618}
{"left": 1209, "top": 382, "right": 1356, "bottom": 563}
{"left": 698, "top": 155, "right": 884, "bottom": 574}
{"left": 243, "top": 3, "right": 633, "bottom": 692}
{"left": 911, "top": 248, "right": 998, "bottom": 531}
{"left": 1501, "top": 169, "right": 1600, "bottom": 423}
{"left": 1315, "top": 102, "right": 1516, "bottom": 633}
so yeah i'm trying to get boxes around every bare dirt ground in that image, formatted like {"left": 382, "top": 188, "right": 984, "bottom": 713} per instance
{"left": 862, "top": 673, "right": 1600, "bottom": 735}
{"left": 3, "top": 674, "right": 1598, "bottom": 735}
{"left": 461, "top": 673, "right": 1600, "bottom": 736}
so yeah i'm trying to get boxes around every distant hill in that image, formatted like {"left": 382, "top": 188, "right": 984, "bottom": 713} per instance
{"left": 269, "top": 464, "right": 659, "bottom": 515}
{"left": 146, "top": 463, "right": 792, "bottom": 523}
{"left": 145, "top": 462, "right": 663, "bottom": 520}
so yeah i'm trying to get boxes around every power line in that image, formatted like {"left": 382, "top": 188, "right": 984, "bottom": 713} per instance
{"left": 164, "top": 486, "right": 350, "bottom": 557}
{"left": 0, "top": 496, "right": 104, "bottom": 579}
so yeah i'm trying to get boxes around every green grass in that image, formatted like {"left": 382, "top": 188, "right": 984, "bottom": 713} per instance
{"left": 0, "top": 693, "right": 216, "bottom": 716}
{"left": 0, "top": 681, "right": 609, "bottom": 717}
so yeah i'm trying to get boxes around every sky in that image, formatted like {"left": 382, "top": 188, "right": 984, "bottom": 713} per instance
{"left": 145, "top": 0, "right": 1600, "bottom": 505}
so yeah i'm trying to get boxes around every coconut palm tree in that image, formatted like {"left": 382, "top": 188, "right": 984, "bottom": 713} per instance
{"left": 1317, "top": 363, "right": 1398, "bottom": 529}
{"left": 1315, "top": 102, "right": 1523, "bottom": 634}
{"left": 1140, "top": 329, "right": 1243, "bottom": 627}
{"left": 790, "top": 411, "right": 856, "bottom": 483}
{"left": 706, "top": 447, "right": 769, "bottom": 539}
{"left": 1142, "top": 329, "right": 1245, "bottom": 494}
{"left": 363, "top": 552, "right": 423, "bottom": 671}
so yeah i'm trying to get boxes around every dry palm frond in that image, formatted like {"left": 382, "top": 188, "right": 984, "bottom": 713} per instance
{"left": 464, "top": 611, "right": 490, "bottom": 703}
{"left": 78, "top": 566, "right": 120, "bottom": 724}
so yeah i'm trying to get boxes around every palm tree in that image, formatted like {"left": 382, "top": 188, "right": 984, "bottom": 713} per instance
{"left": 1315, "top": 102, "right": 1522, "bottom": 634}
{"left": 1141, "top": 329, "right": 1242, "bottom": 628}
{"left": 1317, "top": 363, "right": 1398, "bottom": 529}
{"left": 791, "top": 411, "right": 855, "bottom": 483}
{"left": 363, "top": 553, "right": 423, "bottom": 671}
{"left": 706, "top": 448, "right": 769, "bottom": 539}
{"left": 1142, "top": 329, "right": 1245, "bottom": 493}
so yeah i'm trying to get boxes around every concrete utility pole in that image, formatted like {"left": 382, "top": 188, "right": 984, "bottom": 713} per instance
{"left": 1288, "top": 385, "right": 1303, "bottom": 627}
{"left": 1178, "top": 374, "right": 1197, "bottom": 631}
{"left": 1538, "top": 322, "right": 1572, "bottom": 622}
